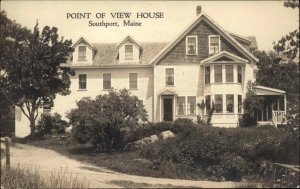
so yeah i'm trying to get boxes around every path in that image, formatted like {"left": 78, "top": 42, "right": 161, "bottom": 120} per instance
{"left": 1, "top": 143, "right": 256, "bottom": 188}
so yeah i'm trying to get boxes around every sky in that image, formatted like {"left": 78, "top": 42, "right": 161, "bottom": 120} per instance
{"left": 1, "top": 1, "right": 299, "bottom": 50}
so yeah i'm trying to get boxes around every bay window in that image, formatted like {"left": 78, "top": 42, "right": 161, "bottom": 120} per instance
{"left": 226, "top": 94, "right": 234, "bottom": 113}
{"left": 214, "top": 65, "right": 222, "bottom": 83}
{"left": 226, "top": 65, "right": 233, "bottom": 82}
{"left": 215, "top": 95, "right": 223, "bottom": 113}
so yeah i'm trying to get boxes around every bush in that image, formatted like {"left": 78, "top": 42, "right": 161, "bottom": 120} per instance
{"left": 67, "top": 89, "right": 148, "bottom": 152}
{"left": 139, "top": 126, "right": 299, "bottom": 181}
{"left": 36, "top": 113, "right": 68, "bottom": 135}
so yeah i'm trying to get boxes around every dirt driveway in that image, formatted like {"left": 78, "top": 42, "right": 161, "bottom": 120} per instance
{"left": 1, "top": 143, "right": 257, "bottom": 188}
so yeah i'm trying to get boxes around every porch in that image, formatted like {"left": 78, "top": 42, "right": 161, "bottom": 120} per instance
{"left": 254, "top": 86, "right": 287, "bottom": 127}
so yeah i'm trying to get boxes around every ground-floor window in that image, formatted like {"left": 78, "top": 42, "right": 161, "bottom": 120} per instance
{"left": 187, "top": 96, "right": 196, "bottom": 115}
{"left": 226, "top": 94, "right": 234, "bottom": 113}
{"left": 238, "top": 95, "right": 242, "bottom": 113}
{"left": 177, "top": 96, "right": 185, "bottom": 115}
{"left": 205, "top": 95, "right": 211, "bottom": 114}
{"left": 215, "top": 95, "right": 223, "bottom": 113}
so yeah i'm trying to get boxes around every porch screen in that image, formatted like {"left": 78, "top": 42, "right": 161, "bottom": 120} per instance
{"left": 187, "top": 96, "right": 196, "bottom": 115}
{"left": 166, "top": 68, "right": 174, "bottom": 86}
{"left": 226, "top": 94, "right": 234, "bottom": 113}
{"left": 177, "top": 96, "right": 185, "bottom": 115}
{"left": 226, "top": 65, "right": 234, "bottom": 82}
{"left": 214, "top": 65, "right": 222, "bottom": 83}
{"left": 215, "top": 95, "right": 223, "bottom": 113}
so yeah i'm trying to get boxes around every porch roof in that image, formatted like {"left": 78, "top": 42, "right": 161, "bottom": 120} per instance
{"left": 254, "top": 85, "right": 286, "bottom": 96}
{"left": 200, "top": 51, "right": 249, "bottom": 65}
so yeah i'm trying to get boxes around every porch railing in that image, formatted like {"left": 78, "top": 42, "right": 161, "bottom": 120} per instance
{"left": 272, "top": 111, "right": 286, "bottom": 127}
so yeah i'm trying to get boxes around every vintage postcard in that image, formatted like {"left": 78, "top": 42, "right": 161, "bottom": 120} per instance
{"left": 1, "top": 0, "right": 299, "bottom": 188}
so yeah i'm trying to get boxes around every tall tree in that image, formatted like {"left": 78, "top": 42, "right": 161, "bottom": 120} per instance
{"left": 0, "top": 11, "right": 74, "bottom": 136}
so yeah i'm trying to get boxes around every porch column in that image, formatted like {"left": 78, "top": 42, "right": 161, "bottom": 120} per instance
{"left": 277, "top": 98, "right": 280, "bottom": 111}
{"left": 284, "top": 93, "right": 287, "bottom": 115}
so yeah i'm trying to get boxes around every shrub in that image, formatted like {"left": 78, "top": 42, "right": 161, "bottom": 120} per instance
{"left": 139, "top": 126, "right": 299, "bottom": 181}
{"left": 36, "top": 113, "right": 68, "bottom": 135}
{"left": 67, "top": 89, "right": 148, "bottom": 152}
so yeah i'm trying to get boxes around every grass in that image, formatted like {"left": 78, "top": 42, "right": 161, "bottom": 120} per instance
{"left": 1, "top": 164, "right": 89, "bottom": 189}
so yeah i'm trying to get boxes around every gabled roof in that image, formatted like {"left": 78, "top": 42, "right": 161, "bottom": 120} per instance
{"left": 65, "top": 42, "right": 167, "bottom": 67}
{"left": 72, "top": 36, "right": 98, "bottom": 52}
{"left": 150, "top": 12, "right": 258, "bottom": 65}
{"left": 200, "top": 51, "right": 249, "bottom": 65}
{"left": 117, "top": 35, "right": 141, "bottom": 47}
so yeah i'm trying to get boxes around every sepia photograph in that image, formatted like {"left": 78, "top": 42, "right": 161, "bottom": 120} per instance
{"left": 0, "top": 0, "right": 299, "bottom": 188}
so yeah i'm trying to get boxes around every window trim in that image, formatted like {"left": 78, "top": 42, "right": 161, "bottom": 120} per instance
{"left": 125, "top": 44, "right": 133, "bottom": 60}
{"left": 129, "top": 73, "right": 138, "bottom": 89}
{"left": 78, "top": 45, "right": 87, "bottom": 62}
{"left": 165, "top": 68, "right": 175, "bottom": 86}
{"left": 103, "top": 73, "right": 111, "bottom": 90}
{"left": 78, "top": 74, "right": 87, "bottom": 90}
{"left": 208, "top": 35, "right": 221, "bottom": 55}
{"left": 185, "top": 36, "right": 198, "bottom": 55}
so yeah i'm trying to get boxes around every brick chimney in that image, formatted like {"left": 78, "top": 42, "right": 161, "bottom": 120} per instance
{"left": 196, "top": 6, "right": 202, "bottom": 16}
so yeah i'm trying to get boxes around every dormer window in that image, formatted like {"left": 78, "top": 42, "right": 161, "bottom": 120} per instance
{"left": 78, "top": 46, "right": 86, "bottom": 61}
{"left": 125, "top": 45, "right": 133, "bottom": 60}
{"left": 209, "top": 35, "right": 220, "bottom": 55}
{"left": 186, "top": 36, "right": 198, "bottom": 55}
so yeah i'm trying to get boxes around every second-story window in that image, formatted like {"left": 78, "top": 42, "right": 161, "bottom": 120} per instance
{"left": 238, "top": 66, "right": 243, "bottom": 83}
{"left": 79, "top": 74, "right": 86, "bottom": 90}
{"left": 226, "top": 65, "right": 234, "bottom": 82}
{"left": 129, "top": 73, "right": 138, "bottom": 89}
{"left": 78, "top": 46, "right": 86, "bottom": 61}
{"left": 209, "top": 35, "right": 220, "bottom": 55}
{"left": 165, "top": 68, "right": 174, "bottom": 86}
{"left": 125, "top": 45, "right": 133, "bottom": 60}
{"left": 205, "top": 66, "right": 210, "bottom": 84}
{"left": 103, "top": 74, "right": 111, "bottom": 89}
{"left": 214, "top": 65, "right": 222, "bottom": 83}
{"left": 186, "top": 36, "right": 197, "bottom": 55}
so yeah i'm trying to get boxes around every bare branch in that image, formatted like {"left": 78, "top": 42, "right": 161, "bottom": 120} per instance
{"left": 19, "top": 106, "right": 30, "bottom": 120}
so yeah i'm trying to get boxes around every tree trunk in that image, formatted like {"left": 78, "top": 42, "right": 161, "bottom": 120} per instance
{"left": 29, "top": 112, "right": 36, "bottom": 136}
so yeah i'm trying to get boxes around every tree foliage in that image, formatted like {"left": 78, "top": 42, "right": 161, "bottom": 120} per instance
{"left": 239, "top": 81, "right": 265, "bottom": 127}
{"left": 0, "top": 11, "right": 74, "bottom": 135}
{"left": 67, "top": 89, "right": 148, "bottom": 152}
{"left": 254, "top": 50, "right": 299, "bottom": 97}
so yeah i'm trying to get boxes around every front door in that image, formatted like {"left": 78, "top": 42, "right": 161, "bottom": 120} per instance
{"left": 163, "top": 98, "right": 173, "bottom": 121}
